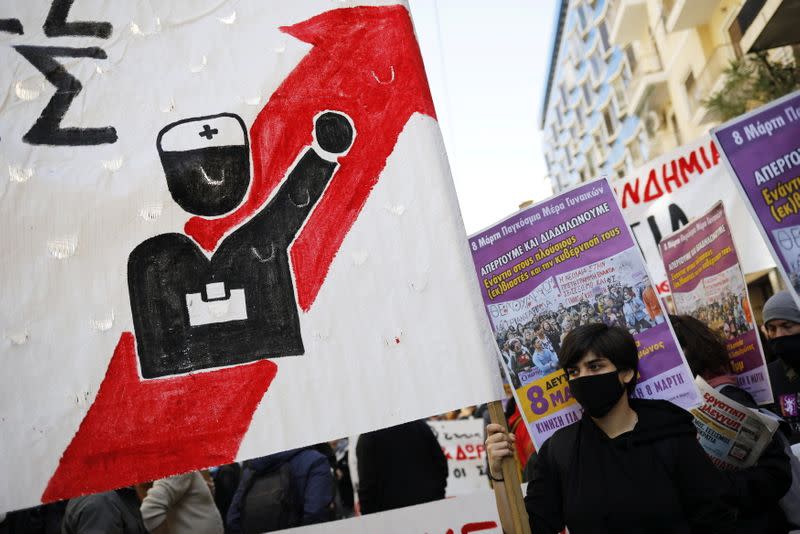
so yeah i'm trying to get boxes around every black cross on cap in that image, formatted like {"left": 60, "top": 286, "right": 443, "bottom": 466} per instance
{"left": 199, "top": 124, "right": 218, "bottom": 140}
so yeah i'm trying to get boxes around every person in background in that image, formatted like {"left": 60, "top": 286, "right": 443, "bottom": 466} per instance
{"left": 0, "top": 501, "right": 65, "bottom": 534}
{"left": 641, "top": 283, "right": 664, "bottom": 325}
{"left": 485, "top": 324, "right": 736, "bottom": 533}
{"left": 139, "top": 471, "right": 223, "bottom": 534}
{"left": 762, "top": 291, "right": 800, "bottom": 444}
{"left": 226, "top": 446, "right": 333, "bottom": 533}
{"left": 209, "top": 464, "right": 242, "bottom": 534}
{"left": 356, "top": 419, "right": 447, "bottom": 514}
{"left": 506, "top": 337, "right": 534, "bottom": 380}
{"left": 62, "top": 488, "right": 146, "bottom": 534}
{"left": 330, "top": 438, "right": 355, "bottom": 518}
{"left": 670, "top": 314, "right": 795, "bottom": 533}
{"left": 531, "top": 338, "right": 559, "bottom": 374}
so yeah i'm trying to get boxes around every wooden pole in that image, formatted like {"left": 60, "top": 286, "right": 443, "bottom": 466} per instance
{"left": 488, "top": 400, "right": 532, "bottom": 534}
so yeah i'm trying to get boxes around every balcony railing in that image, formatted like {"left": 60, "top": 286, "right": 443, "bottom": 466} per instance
{"left": 687, "top": 44, "right": 736, "bottom": 122}
{"left": 630, "top": 49, "right": 663, "bottom": 81}
{"left": 626, "top": 46, "right": 667, "bottom": 115}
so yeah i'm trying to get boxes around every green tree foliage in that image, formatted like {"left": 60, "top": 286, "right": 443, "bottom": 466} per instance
{"left": 704, "top": 51, "right": 800, "bottom": 121}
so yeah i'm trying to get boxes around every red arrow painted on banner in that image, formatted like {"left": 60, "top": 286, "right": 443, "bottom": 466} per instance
{"left": 186, "top": 4, "right": 436, "bottom": 311}
{"left": 42, "top": 5, "right": 436, "bottom": 503}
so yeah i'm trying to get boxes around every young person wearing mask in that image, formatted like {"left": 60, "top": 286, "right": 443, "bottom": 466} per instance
{"left": 761, "top": 291, "right": 800, "bottom": 444}
{"left": 486, "top": 324, "right": 736, "bottom": 533}
{"left": 670, "top": 314, "right": 795, "bottom": 533}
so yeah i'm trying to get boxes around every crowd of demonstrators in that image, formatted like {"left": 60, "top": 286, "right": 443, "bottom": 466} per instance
{"left": 1, "top": 417, "right": 459, "bottom": 534}
{"left": 495, "top": 280, "right": 663, "bottom": 387}
{"left": 7, "top": 293, "right": 800, "bottom": 534}
{"left": 486, "top": 312, "right": 800, "bottom": 533}
{"left": 685, "top": 290, "right": 751, "bottom": 340}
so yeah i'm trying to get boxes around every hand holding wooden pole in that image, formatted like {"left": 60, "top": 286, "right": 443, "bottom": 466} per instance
{"left": 487, "top": 400, "right": 532, "bottom": 534}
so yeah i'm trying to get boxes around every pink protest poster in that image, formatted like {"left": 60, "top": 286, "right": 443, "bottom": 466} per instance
{"left": 659, "top": 202, "right": 772, "bottom": 404}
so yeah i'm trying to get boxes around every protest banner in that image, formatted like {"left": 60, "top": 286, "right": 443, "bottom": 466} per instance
{"left": 712, "top": 91, "right": 800, "bottom": 306}
{"left": 282, "top": 489, "right": 502, "bottom": 534}
{"left": 614, "top": 136, "right": 773, "bottom": 295}
{"left": 469, "top": 178, "right": 700, "bottom": 447}
{"left": 428, "top": 419, "right": 490, "bottom": 497}
{"left": 0, "top": 1, "right": 504, "bottom": 512}
{"left": 659, "top": 202, "right": 772, "bottom": 403}
{"left": 691, "top": 376, "right": 779, "bottom": 470}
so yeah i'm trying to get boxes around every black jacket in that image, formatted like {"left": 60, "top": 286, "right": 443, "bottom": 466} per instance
{"left": 526, "top": 398, "right": 737, "bottom": 533}
{"left": 61, "top": 488, "right": 146, "bottom": 534}
{"left": 226, "top": 447, "right": 333, "bottom": 533}
{"left": 768, "top": 359, "right": 800, "bottom": 444}
{"left": 356, "top": 420, "right": 447, "bottom": 514}
{"left": 718, "top": 384, "right": 792, "bottom": 534}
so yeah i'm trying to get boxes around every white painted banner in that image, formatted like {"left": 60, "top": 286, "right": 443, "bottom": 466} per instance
{"left": 429, "top": 419, "right": 491, "bottom": 496}
{"left": 614, "top": 136, "right": 774, "bottom": 295}
{"left": 0, "top": 0, "right": 503, "bottom": 512}
{"left": 282, "top": 490, "right": 502, "bottom": 534}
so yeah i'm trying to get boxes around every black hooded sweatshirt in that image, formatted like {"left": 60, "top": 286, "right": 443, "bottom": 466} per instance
{"left": 525, "top": 398, "right": 737, "bottom": 533}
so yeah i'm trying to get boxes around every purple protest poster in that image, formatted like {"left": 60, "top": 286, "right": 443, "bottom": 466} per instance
{"left": 713, "top": 91, "right": 800, "bottom": 306}
{"left": 659, "top": 202, "right": 772, "bottom": 404}
{"left": 469, "top": 178, "right": 700, "bottom": 447}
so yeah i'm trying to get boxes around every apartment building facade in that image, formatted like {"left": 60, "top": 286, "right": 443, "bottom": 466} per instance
{"left": 541, "top": 0, "right": 799, "bottom": 193}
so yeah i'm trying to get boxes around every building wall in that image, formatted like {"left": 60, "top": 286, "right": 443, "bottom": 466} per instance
{"left": 540, "top": 0, "right": 796, "bottom": 193}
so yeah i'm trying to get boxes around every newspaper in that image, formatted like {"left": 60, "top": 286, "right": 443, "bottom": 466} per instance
{"left": 691, "top": 376, "right": 780, "bottom": 470}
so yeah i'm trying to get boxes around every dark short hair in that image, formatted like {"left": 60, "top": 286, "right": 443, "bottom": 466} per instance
{"left": 669, "top": 314, "right": 730, "bottom": 378}
{"left": 559, "top": 323, "right": 639, "bottom": 395}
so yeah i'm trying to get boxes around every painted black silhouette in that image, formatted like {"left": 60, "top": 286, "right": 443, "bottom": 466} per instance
{"left": 128, "top": 111, "right": 355, "bottom": 378}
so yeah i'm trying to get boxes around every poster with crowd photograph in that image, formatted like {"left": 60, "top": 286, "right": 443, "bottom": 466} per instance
{"left": 659, "top": 202, "right": 772, "bottom": 404}
{"left": 0, "top": 1, "right": 505, "bottom": 513}
{"left": 713, "top": 91, "right": 800, "bottom": 307}
{"left": 469, "top": 178, "right": 700, "bottom": 447}
{"left": 614, "top": 135, "right": 774, "bottom": 296}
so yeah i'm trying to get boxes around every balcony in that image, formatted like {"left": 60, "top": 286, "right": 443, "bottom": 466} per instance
{"left": 734, "top": 0, "right": 800, "bottom": 53}
{"left": 607, "top": 0, "right": 648, "bottom": 46}
{"left": 664, "top": 0, "right": 717, "bottom": 32}
{"left": 687, "top": 45, "right": 736, "bottom": 125}
{"left": 644, "top": 113, "right": 679, "bottom": 159}
{"left": 626, "top": 48, "right": 668, "bottom": 116}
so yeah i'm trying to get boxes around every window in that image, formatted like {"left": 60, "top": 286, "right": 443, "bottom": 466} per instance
{"left": 612, "top": 77, "right": 626, "bottom": 111}
{"left": 628, "top": 139, "right": 643, "bottom": 167}
{"left": 590, "top": 55, "right": 603, "bottom": 79}
{"left": 599, "top": 22, "right": 610, "bottom": 51}
{"left": 577, "top": 5, "right": 587, "bottom": 30}
{"left": 684, "top": 72, "right": 697, "bottom": 114}
{"left": 603, "top": 109, "right": 614, "bottom": 134}
{"left": 625, "top": 45, "right": 637, "bottom": 75}
{"left": 670, "top": 112, "right": 682, "bottom": 146}
{"left": 587, "top": 152, "right": 596, "bottom": 178}
{"left": 582, "top": 81, "right": 591, "bottom": 103}
{"left": 727, "top": 15, "right": 744, "bottom": 59}
{"left": 684, "top": 72, "right": 696, "bottom": 97}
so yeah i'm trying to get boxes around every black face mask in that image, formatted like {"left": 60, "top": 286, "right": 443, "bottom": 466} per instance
{"left": 769, "top": 333, "right": 800, "bottom": 371}
{"left": 569, "top": 371, "right": 627, "bottom": 418}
